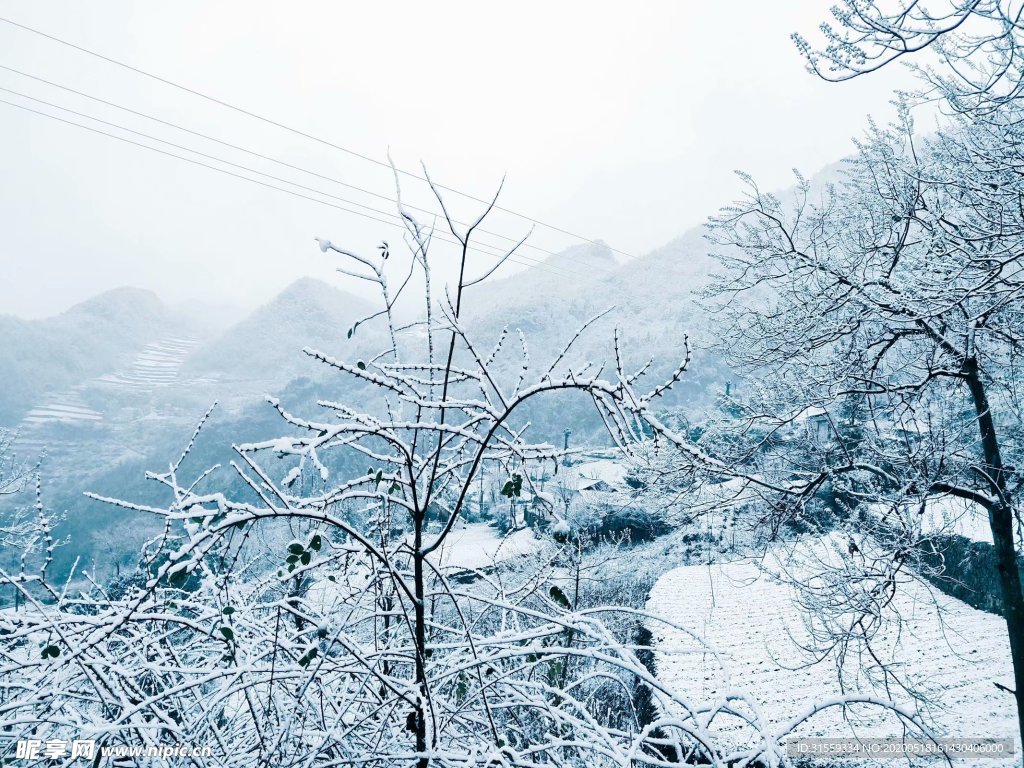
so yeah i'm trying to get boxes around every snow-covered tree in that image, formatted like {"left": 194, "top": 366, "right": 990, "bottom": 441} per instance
{"left": 703, "top": 101, "right": 1024, "bottom": 743}
{"left": 2, "top": 173, "right": 906, "bottom": 767}
{"left": 0, "top": 430, "right": 23, "bottom": 495}
{"left": 795, "top": 0, "right": 1024, "bottom": 116}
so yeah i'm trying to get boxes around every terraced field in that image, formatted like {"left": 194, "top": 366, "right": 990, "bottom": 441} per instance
{"left": 21, "top": 392, "right": 102, "bottom": 426}
{"left": 13, "top": 336, "right": 201, "bottom": 455}
{"left": 646, "top": 536, "right": 1016, "bottom": 762}
{"left": 95, "top": 336, "right": 199, "bottom": 389}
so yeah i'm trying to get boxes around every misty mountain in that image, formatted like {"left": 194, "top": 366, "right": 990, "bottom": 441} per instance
{"left": 462, "top": 226, "right": 727, "bottom": 428}
{"left": 0, "top": 287, "right": 202, "bottom": 426}
{"left": 465, "top": 240, "right": 619, "bottom": 331}
{"left": 2, "top": 223, "right": 730, "bottom": 579}
{"left": 181, "top": 277, "right": 376, "bottom": 392}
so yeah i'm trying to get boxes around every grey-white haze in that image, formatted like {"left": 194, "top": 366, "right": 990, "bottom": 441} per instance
{"left": 0, "top": 0, "right": 916, "bottom": 321}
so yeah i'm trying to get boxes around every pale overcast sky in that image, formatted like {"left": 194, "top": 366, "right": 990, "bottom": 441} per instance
{"left": 0, "top": 1, "right": 917, "bottom": 320}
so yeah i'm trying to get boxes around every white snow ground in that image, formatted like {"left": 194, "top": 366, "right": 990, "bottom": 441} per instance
{"left": 647, "top": 536, "right": 1016, "bottom": 762}
{"left": 21, "top": 390, "right": 102, "bottom": 426}
{"left": 306, "top": 523, "right": 543, "bottom": 614}
{"left": 428, "top": 523, "right": 541, "bottom": 572}
{"left": 919, "top": 495, "right": 994, "bottom": 545}
{"left": 96, "top": 336, "right": 198, "bottom": 389}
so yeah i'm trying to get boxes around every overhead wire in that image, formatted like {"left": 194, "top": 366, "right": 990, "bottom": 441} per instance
{"left": 0, "top": 63, "right": 616, "bottom": 274}
{"left": 0, "top": 96, "right": 590, "bottom": 280}
{"left": 0, "top": 15, "right": 635, "bottom": 260}
{"left": 0, "top": 83, "right": 590, "bottom": 277}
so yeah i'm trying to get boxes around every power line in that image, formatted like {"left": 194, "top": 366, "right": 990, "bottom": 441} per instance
{"left": 0, "top": 83, "right": 592, "bottom": 278}
{"left": 0, "top": 15, "right": 635, "bottom": 260}
{"left": 0, "top": 95, "right": 580, "bottom": 280}
{"left": 0, "top": 97, "right": 588, "bottom": 281}
{"left": 0, "top": 63, "right": 615, "bottom": 275}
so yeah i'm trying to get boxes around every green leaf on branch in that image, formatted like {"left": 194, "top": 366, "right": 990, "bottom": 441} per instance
{"left": 501, "top": 473, "right": 524, "bottom": 498}
{"left": 168, "top": 566, "right": 188, "bottom": 589}
{"left": 547, "top": 659, "right": 563, "bottom": 687}
{"left": 549, "top": 585, "right": 571, "bottom": 609}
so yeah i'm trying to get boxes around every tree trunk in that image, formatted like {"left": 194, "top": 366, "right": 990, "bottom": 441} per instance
{"left": 413, "top": 516, "right": 429, "bottom": 768}
{"left": 965, "top": 361, "right": 1024, "bottom": 745}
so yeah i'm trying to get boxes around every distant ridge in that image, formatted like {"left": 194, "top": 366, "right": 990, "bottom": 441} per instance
{"left": 181, "top": 277, "right": 376, "bottom": 388}
{"left": 0, "top": 287, "right": 197, "bottom": 426}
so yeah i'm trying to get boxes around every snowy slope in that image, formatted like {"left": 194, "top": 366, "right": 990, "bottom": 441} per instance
{"left": 96, "top": 336, "right": 200, "bottom": 389}
{"left": 647, "top": 538, "right": 1016, "bottom": 760}
{"left": 12, "top": 335, "right": 203, "bottom": 454}
{"left": 181, "top": 277, "right": 376, "bottom": 389}
{"left": 428, "top": 523, "right": 542, "bottom": 572}
{"left": 21, "top": 390, "right": 102, "bottom": 426}
{"left": 0, "top": 287, "right": 194, "bottom": 425}
{"left": 306, "top": 523, "right": 542, "bottom": 613}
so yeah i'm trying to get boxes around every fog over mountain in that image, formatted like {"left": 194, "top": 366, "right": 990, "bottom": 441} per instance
{"left": 0, "top": 213, "right": 732, "bottom": 577}
{"left": 182, "top": 276, "right": 376, "bottom": 391}
{"left": 0, "top": 286, "right": 195, "bottom": 424}
{"left": 6, "top": 2, "right": 1024, "bottom": 758}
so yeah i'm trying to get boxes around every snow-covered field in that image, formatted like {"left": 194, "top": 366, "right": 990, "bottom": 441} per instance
{"left": 12, "top": 335, "right": 203, "bottom": 458}
{"left": 428, "top": 522, "right": 542, "bottom": 572}
{"left": 918, "top": 495, "right": 994, "bottom": 545}
{"left": 96, "top": 336, "right": 199, "bottom": 389}
{"left": 21, "top": 390, "right": 102, "bottom": 426}
{"left": 18, "top": 337, "right": 200, "bottom": 431}
{"left": 647, "top": 537, "right": 1016, "bottom": 762}
{"left": 306, "top": 523, "right": 542, "bottom": 613}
